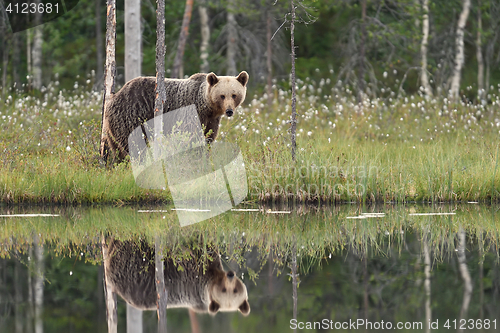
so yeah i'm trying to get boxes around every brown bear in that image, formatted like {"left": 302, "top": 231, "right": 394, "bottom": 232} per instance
{"left": 100, "top": 71, "right": 249, "bottom": 162}
{"left": 102, "top": 238, "right": 250, "bottom": 316}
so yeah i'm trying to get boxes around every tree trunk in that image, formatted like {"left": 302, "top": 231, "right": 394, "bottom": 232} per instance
{"left": 32, "top": 0, "right": 43, "bottom": 90}
{"left": 188, "top": 308, "right": 200, "bottom": 333}
{"left": 198, "top": 0, "right": 210, "bottom": 73}
{"left": 449, "top": 0, "right": 471, "bottom": 101}
{"left": 102, "top": 238, "right": 118, "bottom": 333}
{"left": 358, "top": 0, "right": 367, "bottom": 101}
{"left": 154, "top": 0, "right": 166, "bottom": 160}
{"left": 266, "top": 7, "right": 273, "bottom": 111}
{"left": 290, "top": 0, "right": 297, "bottom": 162}
{"left": 127, "top": 304, "right": 143, "bottom": 333}
{"left": 34, "top": 235, "right": 44, "bottom": 333}
{"left": 96, "top": 0, "right": 104, "bottom": 89}
{"left": 476, "top": 0, "right": 484, "bottom": 102}
{"left": 172, "top": 0, "right": 194, "bottom": 79}
{"left": 27, "top": 29, "right": 32, "bottom": 89}
{"left": 423, "top": 233, "right": 431, "bottom": 333}
{"left": 457, "top": 228, "right": 472, "bottom": 333}
{"left": 155, "top": 237, "right": 167, "bottom": 333}
{"left": 226, "top": 0, "right": 237, "bottom": 76}
{"left": 291, "top": 243, "right": 298, "bottom": 333}
{"left": 99, "top": 0, "right": 117, "bottom": 162}
{"left": 420, "top": 0, "right": 433, "bottom": 98}
{"left": 125, "top": 0, "right": 142, "bottom": 82}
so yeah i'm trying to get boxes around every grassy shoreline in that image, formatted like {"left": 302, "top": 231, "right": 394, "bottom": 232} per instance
{"left": 1, "top": 77, "right": 500, "bottom": 204}
{"left": 1, "top": 137, "right": 499, "bottom": 204}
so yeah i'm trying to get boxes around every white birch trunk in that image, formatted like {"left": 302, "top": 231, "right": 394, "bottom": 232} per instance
{"left": 199, "top": 0, "right": 210, "bottom": 73}
{"left": 457, "top": 228, "right": 472, "bottom": 333}
{"left": 34, "top": 235, "right": 44, "bottom": 333}
{"left": 155, "top": 237, "right": 167, "bottom": 333}
{"left": 290, "top": 0, "right": 297, "bottom": 161}
{"left": 99, "top": 0, "right": 117, "bottom": 162}
{"left": 154, "top": 0, "right": 166, "bottom": 160}
{"left": 449, "top": 0, "right": 471, "bottom": 100}
{"left": 125, "top": 0, "right": 141, "bottom": 82}
{"left": 27, "top": 29, "right": 32, "bottom": 87}
{"left": 102, "top": 238, "right": 118, "bottom": 333}
{"left": 420, "top": 0, "right": 433, "bottom": 98}
{"left": 127, "top": 304, "right": 143, "bottom": 333}
{"left": 32, "top": 0, "right": 43, "bottom": 90}
{"left": 32, "top": 27, "right": 43, "bottom": 90}
{"left": 226, "top": 0, "right": 237, "bottom": 76}
{"left": 476, "top": 1, "right": 484, "bottom": 102}
{"left": 423, "top": 234, "right": 431, "bottom": 333}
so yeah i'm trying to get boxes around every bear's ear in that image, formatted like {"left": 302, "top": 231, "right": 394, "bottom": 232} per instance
{"left": 207, "top": 73, "right": 219, "bottom": 86}
{"left": 236, "top": 71, "right": 249, "bottom": 87}
{"left": 208, "top": 300, "right": 220, "bottom": 315}
{"left": 238, "top": 300, "right": 250, "bottom": 316}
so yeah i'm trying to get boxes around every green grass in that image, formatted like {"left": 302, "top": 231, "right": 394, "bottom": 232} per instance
{"left": 1, "top": 77, "right": 500, "bottom": 204}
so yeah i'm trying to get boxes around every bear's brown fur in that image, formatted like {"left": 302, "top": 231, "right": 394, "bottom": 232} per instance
{"left": 100, "top": 71, "right": 249, "bottom": 162}
{"left": 102, "top": 239, "right": 250, "bottom": 316}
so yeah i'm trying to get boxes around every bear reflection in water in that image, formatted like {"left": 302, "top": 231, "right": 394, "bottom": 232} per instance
{"left": 103, "top": 239, "right": 250, "bottom": 316}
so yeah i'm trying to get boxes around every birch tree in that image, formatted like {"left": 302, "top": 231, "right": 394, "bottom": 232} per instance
{"left": 33, "top": 237, "right": 44, "bottom": 333}
{"left": 155, "top": 237, "right": 167, "bottom": 333}
{"left": 102, "top": 238, "right": 118, "bottom": 333}
{"left": 125, "top": 0, "right": 142, "bottom": 79}
{"left": 290, "top": 0, "right": 297, "bottom": 161}
{"left": 457, "top": 228, "right": 472, "bottom": 332}
{"left": 449, "top": 0, "right": 471, "bottom": 100}
{"left": 154, "top": 0, "right": 166, "bottom": 160}
{"left": 199, "top": 0, "right": 210, "bottom": 73}
{"left": 99, "top": 0, "right": 117, "bottom": 163}
{"left": 226, "top": 0, "right": 238, "bottom": 76}
{"left": 476, "top": 0, "right": 484, "bottom": 102}
{"left": 32, "top": 0, "right": 43, "bottom": 90}
{"left": 420, "top": 0, "right": 433, "bottom": 98}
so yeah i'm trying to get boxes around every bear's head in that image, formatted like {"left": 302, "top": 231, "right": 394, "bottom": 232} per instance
{"left": 206, "top": 71, "right": 249, "bottom": 118}
{"left": 208, "top": 270, "right": 250, "bottom": 316}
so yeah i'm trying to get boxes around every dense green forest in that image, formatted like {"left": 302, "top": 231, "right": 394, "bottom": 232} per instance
{"left": 0, "top": 0, "right": 499, "bottom": 100}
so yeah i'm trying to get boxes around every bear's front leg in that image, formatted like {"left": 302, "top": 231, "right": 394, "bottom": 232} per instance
{"left": 203, "top": 116, "right": 221, "bottom": 144}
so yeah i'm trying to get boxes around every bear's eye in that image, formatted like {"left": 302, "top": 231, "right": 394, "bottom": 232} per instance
{"left": 233, "top": 288, "right": 238, "bottom": 293}
{"left": 232, "top": 94, "right": 236, "bottom": 99}
{"left": 222, "top": 287, "right": 227, "bottom": 293}
{"left": 220, "top": 95, "right": 225, "bottom": 100}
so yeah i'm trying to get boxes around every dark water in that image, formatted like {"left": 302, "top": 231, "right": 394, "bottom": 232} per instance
{"left": 0, "top": 204, "right": 499, "bottom": 332}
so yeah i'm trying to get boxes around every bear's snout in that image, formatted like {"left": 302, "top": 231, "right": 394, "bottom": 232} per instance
{"left": 226, "top": 109, "right": 234, "bottom": 117}
{"left": 227, "top": 271, "right": 235, "bottom": 279}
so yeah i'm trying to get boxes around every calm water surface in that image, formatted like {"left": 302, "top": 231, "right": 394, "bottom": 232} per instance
{"left": 0, "top": 204, "right": 499, "bottom": 332}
